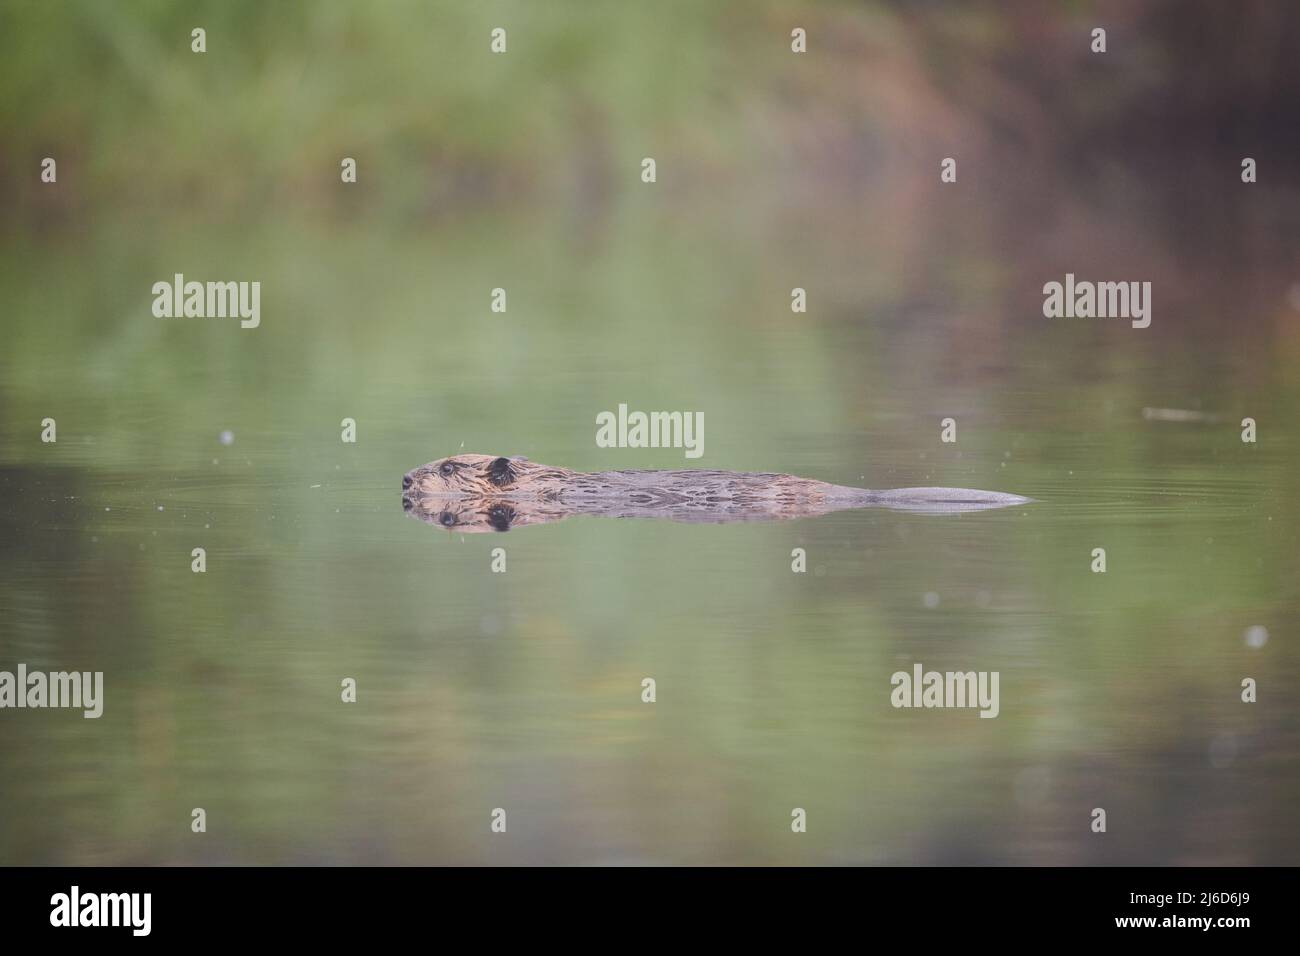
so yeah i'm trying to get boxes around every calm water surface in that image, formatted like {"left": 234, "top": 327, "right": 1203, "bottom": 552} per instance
{"left": 2, "top": 190, "right": 1298, "bottom": 865}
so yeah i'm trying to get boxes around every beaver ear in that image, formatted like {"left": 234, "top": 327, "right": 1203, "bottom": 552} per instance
{"left": 486, "top": 503, "right": 515, "bottom": 532}
{"left": 487, "top": 456, "right": 516, "bottom": 487}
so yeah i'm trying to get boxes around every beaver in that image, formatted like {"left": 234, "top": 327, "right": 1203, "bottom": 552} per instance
{"left": 401, "top": 454, "right": 1033, "bottom": 531}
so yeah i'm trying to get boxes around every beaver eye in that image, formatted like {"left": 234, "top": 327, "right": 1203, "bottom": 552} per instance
{"left": 439, "top": 511, "right": 456, "bottom": 527}
{"left": 439, "top": 462, "right": 455, "bottom": 477}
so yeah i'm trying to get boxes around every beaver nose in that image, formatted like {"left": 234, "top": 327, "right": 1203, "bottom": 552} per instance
{"left": 402, "top": 475, "right": 413, "bottom": 490}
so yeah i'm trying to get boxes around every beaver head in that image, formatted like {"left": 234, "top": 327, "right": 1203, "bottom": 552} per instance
{"left": 402, "top": 454, "right": 551, "bottom": 496}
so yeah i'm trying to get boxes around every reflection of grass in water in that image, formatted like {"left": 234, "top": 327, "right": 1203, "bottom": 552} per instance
{"left": 1, "top": 443, "right": 1295, "bottom": 862}
{"left": 0, "top": 214, "right": 848, "bottom": 468}
{"left": 2, "top": 200, "right": 1298, "bottom": 865}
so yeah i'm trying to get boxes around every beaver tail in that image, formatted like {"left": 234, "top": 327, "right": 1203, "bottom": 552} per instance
{"left": 859, "top": 486, "right": 1035, "bottom": 514}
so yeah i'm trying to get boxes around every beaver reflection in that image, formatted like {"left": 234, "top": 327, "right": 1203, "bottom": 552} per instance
{"left": 403, "top": 496, "right": 560, "bottom": 533}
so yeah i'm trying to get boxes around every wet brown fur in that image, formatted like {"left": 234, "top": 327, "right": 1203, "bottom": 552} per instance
{"left": 404, "top": 453, "right": 840, "bottom": 502}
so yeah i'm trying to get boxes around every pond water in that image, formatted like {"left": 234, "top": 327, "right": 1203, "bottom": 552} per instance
{"left": 2, "top": 203, "right": 1295, "bottom": 865}
{"left": 1, "top": 2, "right": 1298, "bottom": 866}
